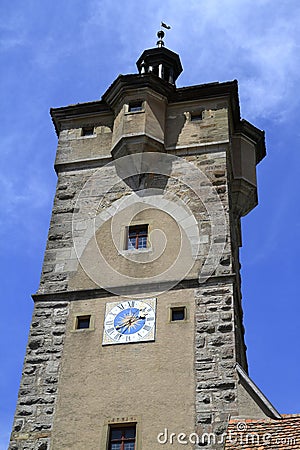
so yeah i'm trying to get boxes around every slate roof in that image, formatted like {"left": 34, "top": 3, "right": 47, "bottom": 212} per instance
{"left": 225, "top": 415, "right": 300, "bottom": 449}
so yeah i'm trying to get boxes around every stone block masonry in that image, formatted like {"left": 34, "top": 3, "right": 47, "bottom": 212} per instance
{"left": 194, "top": 280, "right": 239, "bottom": 449}
{"left": 9, "top": 301, "right": 69, "bottom": 450}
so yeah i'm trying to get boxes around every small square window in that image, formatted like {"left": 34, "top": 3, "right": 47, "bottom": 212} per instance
{"left": 82, "top": 126, "right": 94, "bottom": 136}
{"left": 128, "top": 101, "right": 143, "bottom": 113}
{"left": 191, "top": 111, "right": 203, "bottom": 121}
{"left": 171, "top": 307, "right": 186, "bottom": 321}
{"left": 127, "top": 224, "right": 148, "bottom": 250}
{"left": 109, "top": 424, "right": 136, "bottom": 450}
{"left": 76, "top": 315, "right": 91, "bottom": 329}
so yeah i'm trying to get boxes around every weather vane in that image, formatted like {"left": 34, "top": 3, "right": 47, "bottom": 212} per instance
{"left": 161, "top": 21, "right": 171, "bottom": 30}
{"left": 157, "top": 21, "right": 171, "bottom": 47}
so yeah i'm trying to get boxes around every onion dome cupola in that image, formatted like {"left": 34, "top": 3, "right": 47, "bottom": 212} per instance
{"left": 136, "top": 30, "right": 183, "bottom": 85}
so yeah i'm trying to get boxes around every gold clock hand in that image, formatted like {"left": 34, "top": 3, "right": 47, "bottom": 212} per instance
{"left": 115, "top": 320, "right": 130, "bottom": 330}
{"left": 115, "top": 313, "right": 143, "bottom": 333}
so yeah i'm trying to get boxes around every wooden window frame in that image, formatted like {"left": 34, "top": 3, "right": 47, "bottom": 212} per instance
{"left": 108, "top": 424, "right": 136, "bottom": 450}
{"left": 127, "top": 224, "right": 148, "bottom": 250}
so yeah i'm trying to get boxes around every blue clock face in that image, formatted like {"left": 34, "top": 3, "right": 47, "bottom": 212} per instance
{"left": 114, "top": 307, "right": 145, "bottom": 335}
{"left": 103, "top": 299, "right": 156, "bottom": 345}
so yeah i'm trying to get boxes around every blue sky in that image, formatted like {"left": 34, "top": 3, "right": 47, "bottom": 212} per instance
{"left": 1, "top": 0, "right": 300, "bottom": 447}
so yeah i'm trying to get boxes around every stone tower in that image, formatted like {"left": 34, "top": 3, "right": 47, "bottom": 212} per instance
{"left": 10, "top": 33, "right": 280, "bottom": 450}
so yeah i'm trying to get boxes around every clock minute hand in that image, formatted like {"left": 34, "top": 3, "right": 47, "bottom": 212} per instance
{"left": 115, "top": 321, "right": 130, "bottom": 330}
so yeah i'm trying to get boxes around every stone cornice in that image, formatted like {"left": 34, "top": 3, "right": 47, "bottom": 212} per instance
{"left": 32, "top": 274, "right": 237, "bottom": 303}
{"left": 50, "top": 100, "right": 111, "bottom": 135}
{"left": 102, "top": 73, "right": 174, "bottom": 109}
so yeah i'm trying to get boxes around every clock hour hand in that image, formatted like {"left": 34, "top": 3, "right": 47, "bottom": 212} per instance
{"left": 115, "top": 311, "right": 145, "bottom": 333}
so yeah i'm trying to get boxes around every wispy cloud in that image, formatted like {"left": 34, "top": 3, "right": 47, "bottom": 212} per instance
{"left": 78, "top": 0, "right": 300, "bottom": 121}
{"left": 171, "top": 0, "right": 300, "bottom": 120}
{"left": 0, "top": 13, "right": 27, "bottom": 52}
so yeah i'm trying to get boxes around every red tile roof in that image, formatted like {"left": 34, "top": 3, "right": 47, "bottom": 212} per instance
{"left": 225, "top": 415, "right": 300, "bottom": 449}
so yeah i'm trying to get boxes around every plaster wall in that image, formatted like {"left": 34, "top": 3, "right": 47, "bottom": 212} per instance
{"left": 38, "top": 150, "right": 231, "bottom": 295}
{"left": 51, "top": 290, "right": 196, "bottom": 450}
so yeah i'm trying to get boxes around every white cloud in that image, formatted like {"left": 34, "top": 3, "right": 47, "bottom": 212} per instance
{"left": 79, "top": 0, "right": 300, "bottom": 121}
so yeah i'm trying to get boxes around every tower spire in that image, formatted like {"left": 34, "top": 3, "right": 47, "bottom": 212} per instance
{"left": 136, "top": 23, "right": 182, "bottom": 85}
{"left": 157, "top": 22, "right": 171, "bottom": 47}
{"left": 156, "top": 30, "right": 165, "bottom": 48}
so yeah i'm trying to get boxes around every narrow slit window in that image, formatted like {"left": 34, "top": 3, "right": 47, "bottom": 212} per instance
{"left": 82, "top": 126, "right": 94, "bottom": 136}
{"left": 191, "top": 111, "right": 203, "bottom": 122}
{"left": 109, "top": 424, "right": 136, "bottom": 450}
{"left": 128, "top": 101, "right": 143, "bottom": 113}
{"left": 171, "top": 307, "right": 186, "bottom": 321}
{"left": 76, "top": 315, "right": 91, "bottom": 329}
{"left": 127, "top": 225, "right": 148, "bottom": 250}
